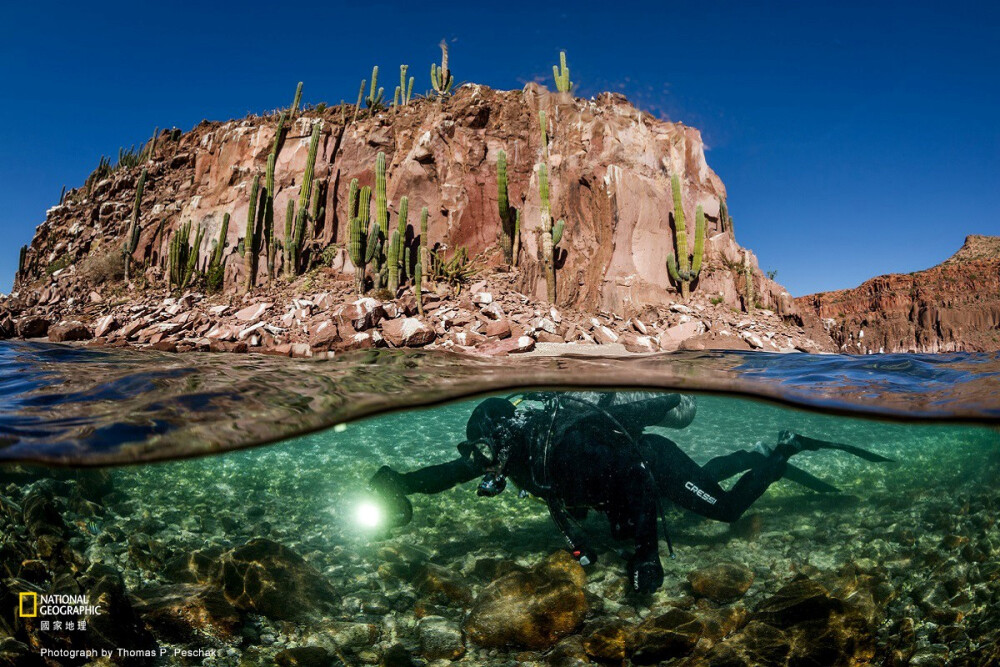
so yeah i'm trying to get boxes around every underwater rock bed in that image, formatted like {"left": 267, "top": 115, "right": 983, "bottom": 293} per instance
{"left": 0, "top": 405, "right": 997, "bottom": 667}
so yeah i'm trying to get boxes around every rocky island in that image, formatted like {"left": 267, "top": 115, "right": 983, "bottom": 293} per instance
{"left": 1, "top": 54, "right": 840, "bottom": 358}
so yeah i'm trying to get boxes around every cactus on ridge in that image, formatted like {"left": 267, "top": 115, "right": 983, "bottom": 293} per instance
{"left": 431, "top": 40, "right": 454, "bottom": 96}
{"left": 552, "top": 51, "right": 572, "bottom": 93}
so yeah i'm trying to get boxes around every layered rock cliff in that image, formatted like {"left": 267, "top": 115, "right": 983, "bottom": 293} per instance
{"left": 2, "top": 84, "right": 831, "bottom": 355}
{"left": 798, "top": 235, "right": 1000, "bottom": 353}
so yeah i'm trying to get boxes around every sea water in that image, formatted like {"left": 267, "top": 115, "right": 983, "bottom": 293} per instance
{"left": 0, "top": 343, "right": 997, "bottom": 666}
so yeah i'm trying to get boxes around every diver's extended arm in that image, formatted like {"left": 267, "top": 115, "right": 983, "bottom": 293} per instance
{"left": 367, "top": 442, "right": 490, "bottom": 527}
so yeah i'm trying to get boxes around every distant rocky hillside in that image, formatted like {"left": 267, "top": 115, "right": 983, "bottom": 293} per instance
{"left": 1, "top": 78, "right": 831, "bottom": 356}
{"left": 798, "top": 235, "right": 1000, "bottom": 353}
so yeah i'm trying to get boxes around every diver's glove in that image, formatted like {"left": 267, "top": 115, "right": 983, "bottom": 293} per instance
{"left": 368, "top": 466, "right": 414, "bottom": 528}
{"left": 627, "top": 551, "right": 664, "bottom": 594}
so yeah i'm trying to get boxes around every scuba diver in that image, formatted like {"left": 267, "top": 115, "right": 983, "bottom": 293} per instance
{"left": 366, "top": 392, "right": 891, "bottom": 594}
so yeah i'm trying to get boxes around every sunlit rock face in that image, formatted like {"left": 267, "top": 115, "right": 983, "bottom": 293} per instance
{"left": 15, "top": 83, "right": 803, "bottom": 319}
{"left": 799, "top": 235, "right": 1000, "bottom": 353}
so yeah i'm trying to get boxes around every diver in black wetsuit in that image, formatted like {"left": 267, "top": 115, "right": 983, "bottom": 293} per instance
{"left": 367, "top": 392, "right": 891, "bottom": 594}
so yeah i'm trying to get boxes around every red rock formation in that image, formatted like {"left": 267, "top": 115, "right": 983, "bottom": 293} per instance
{"left": 3, "top": 83, "right": 835, "bottom": 355}
{"left": 14, "top": 84, "right": 801, "bottom": 316}
{"left": 797, "top": 235, "right": 1000, "bottom": 353}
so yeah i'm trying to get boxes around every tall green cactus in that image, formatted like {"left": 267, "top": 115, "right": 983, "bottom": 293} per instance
{"left": 497, "top": 150, "right": 518, "bottom": 266}
{"left": 284, "top": 123, "right": 322, "bottom": 276}
{"left": 168, "top": 221, "right": 204, "bottom": 290}
{"left": 370, "top": 151, "right": 390, "bottom": 289}
{"left": 365, "top": 67, "right": 384, "bottom": 110}
{"left": 665, "top": 175, "right": 705, "bottom": 301}
{"left": 420, "top": 206, "right": 429, "bottom": 281}
{"left": 243, "top": 173, "right": 261, "bottom": 292}
{"left": 397, "top": 196, "right": 409, "bottom": 283}
{"left": 283, "top": 201, "right": 295, "bottom": 277}
{"left": 552, "top": 51, "right": 572, "bottom": 93}
{"left": 206, "top": 212, "right": 230, "bottom": 293}
{"left": 387, "top": 229, "right": 401, "bottom": 294}
{"left": 431, "top": 40, "right": 454, "bottom": 96}
{"left": 124, "top": 167, "right": 147, "bottom": 281}
{"left": 354, "top": 79, "right": 366, "bottom": 121}
{"left": 291, "top": 82, "right": 303, "bottom": 117}
{"left": 539, "top": 110, "right": 548, "bottom": 157}
{"left": 743, "top": 251, "right": 755, "bottom": 312}
{"left": 414, "top": 261, "right": 424, "bottom": 316}
{"left": 17, "top": 245, "right": 27, "bottom": 281}
{"left": 264, "top": 152, "right": 276, "bottom": 281}
{"left": 347, "top": 182, "right": 377, "bottom": 294}
{"left": 394, "top": 65, "right": 414, "bottom": 106}
{"left": 538, "top": 164, "right": 566, "bottom": 304}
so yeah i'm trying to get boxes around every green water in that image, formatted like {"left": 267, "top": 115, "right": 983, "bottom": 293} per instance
{"left": 62, "top": 392, "right": 993, "bottom": 666}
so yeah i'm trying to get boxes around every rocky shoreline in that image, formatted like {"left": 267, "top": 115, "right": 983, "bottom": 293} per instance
{"left": 0, "top": 268, "right": 830, "bottom": 359}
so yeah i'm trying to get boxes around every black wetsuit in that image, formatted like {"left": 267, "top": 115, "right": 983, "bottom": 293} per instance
{"left": 369, "top": 392, "right": 877, "bottom": 593}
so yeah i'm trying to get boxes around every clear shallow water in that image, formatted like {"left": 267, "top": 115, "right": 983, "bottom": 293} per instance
{"left": 0, "top": 342, "right": 998, "bottom": 665}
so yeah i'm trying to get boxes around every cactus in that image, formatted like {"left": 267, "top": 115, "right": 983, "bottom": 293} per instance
{"left": 431, "top": 40, "right": 454, "bottom": 96}
{"left": 552, "top": 51, "right": 572, "bottom": 93}
{"left": 310, "top": 178, "right": 325, "bottom": 235}
{"left": 284, "top": 123, "right": 322, "bottom": 276}
{"left": 692, "top": 205, "right": 705, "bottom": 276}
{"left": 291, "top": 81, "right": 303, "bottom": 117}
{"left": 271, "top": 112, "right": 288, "bottom": 159}
{"left": 414, "top": 261, "right": 424, "bottom": 316}
{"left": 743, "top": 251, "right": 754, "bottom": 313}
{"left": 123, "top": 167, "right": 147, "bottom": 281}
{"left": 264, "top": 152, "right": 277, "bottom": 281}
{"left": 206, "top": 212, "right": 230, "bottom": 293}
{"left": 394, "top": 65, "right": 414, "bottom": 106}
{"left": 59, "top": 185, "right": 66, "bottom": 205}
{"left": 168, "top": 221, "right": 204, "bottom": 290}
{"left": 496, "top": 150, "right": 518, "bottom": 266}
{"left": 397, "top": 196, "right": 409, "bottom": 283}
{"left": 387, "top": 229, "right": 401, "bottom": 294}
{"left": 17, "top": 245, "right": 27, "bottom": 279}
{"left": 369, "top": 152, "right": 390, "bottom": 289}
{"left": 283, "top": 201, "right": 295, "bottom": 276}
{"left": 719, "top": 197, "right": 734, "bottom": 236}
{"left": 365, "top": 67, "right": 385, "bottom": 110}
{"left": 354, "top": 79, "right": 366, "bottom": 121}
{"left": 538, "top": 164, "right": 566, "bottom": 304}
{"left": 186, "top": 225, "right": 206, "bottom": 288}
{"left": 664, "top": 174, "right": 704, "bottom": 301}
{"left": 539, "top": 110, "right": 548, "bottom": 156}
{"left": 347, "top": 183, "right": 377, "bottom": 293}
{"left": 420, "top": 206, "right": 429, "bottom": 280}
{"left": 243, "top": 173, "right": 261, "bottom": 292}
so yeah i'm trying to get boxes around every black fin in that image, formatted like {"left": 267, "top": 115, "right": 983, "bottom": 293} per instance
{"left": 785, "top": 463, "right": 841, "bottom": 494}
{"left": 793, "top": 433, "right": 896, "bottom": 463}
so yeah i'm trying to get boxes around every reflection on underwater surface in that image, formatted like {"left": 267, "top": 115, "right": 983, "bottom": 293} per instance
{"left": 0, "top": 342, "right": 997, "bottom": 465}
{"left": 0, "top": 388, "right": 997, "bottom": 665}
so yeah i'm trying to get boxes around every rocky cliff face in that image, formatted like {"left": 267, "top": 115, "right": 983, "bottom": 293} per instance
{"left": 797, "top": 235, "right": 1000, "bottom": 353}
{"left": 2, "top": 83, "right": 831, "bottom": 355}
{"left": 15, "top": 84, "right": 799, "bottom": 312}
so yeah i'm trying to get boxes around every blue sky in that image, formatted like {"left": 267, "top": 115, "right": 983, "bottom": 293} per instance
{"left": 1, "top": 1, "right": 997, "bottom": 295}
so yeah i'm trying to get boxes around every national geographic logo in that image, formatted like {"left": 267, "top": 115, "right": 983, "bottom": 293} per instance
{"left": 17, "top": 593, "right": 103, "bottom": 618}
{"left": 19, "top": 593, "right": 37, "bottom": 618}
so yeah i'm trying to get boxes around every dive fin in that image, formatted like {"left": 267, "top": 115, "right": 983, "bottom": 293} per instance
{"left": 785, "top": 432, "right": 895, "bottom": 463}
{"left": 784, "top": 463, "right": 841, "bottom": 494}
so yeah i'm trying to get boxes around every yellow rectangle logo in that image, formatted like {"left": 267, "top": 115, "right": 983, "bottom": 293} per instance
{"left": 18, "top": 592, "right": 37, "bottom": 617}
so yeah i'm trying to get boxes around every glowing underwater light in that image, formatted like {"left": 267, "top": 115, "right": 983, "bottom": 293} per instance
{"left": 354, "top": 500, "right": 384, "bottom": 529}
